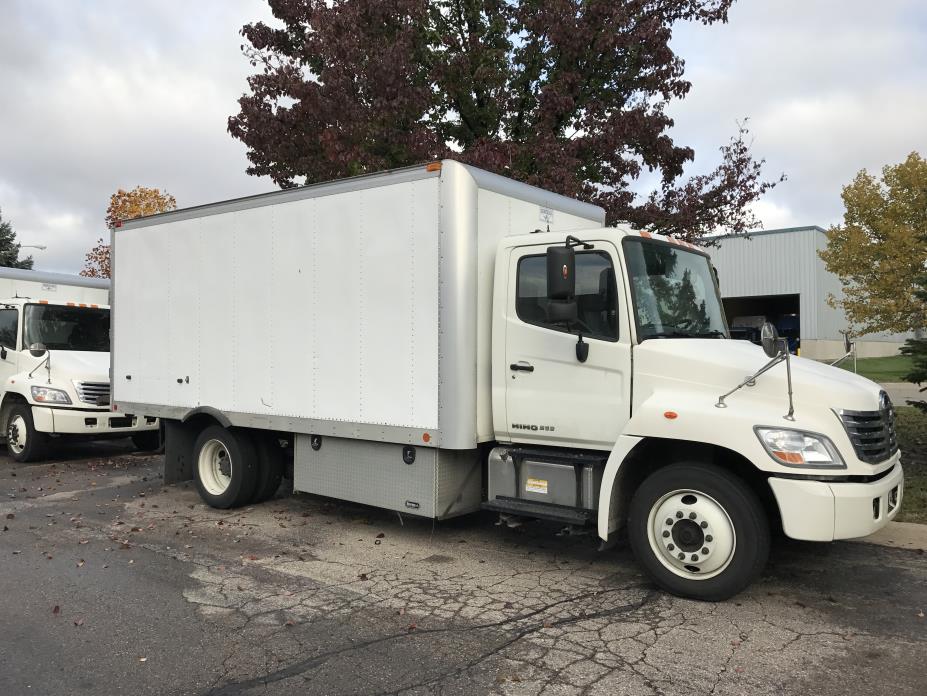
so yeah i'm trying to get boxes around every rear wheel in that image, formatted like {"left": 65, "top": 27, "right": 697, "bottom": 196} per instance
{"left": 6, "top": 404, "right": 48, "bottom": 463}
{"left": 250, "top": 432, "right": 284, "bottom": 504}
{"left": 193, "top": 426, "right": 258, "bottom": 508}
{"left": 132, "top": 430, "right": 161, "bottom": 452}
{"left": 628, "top": 462, "right": 769, "bottom": 601}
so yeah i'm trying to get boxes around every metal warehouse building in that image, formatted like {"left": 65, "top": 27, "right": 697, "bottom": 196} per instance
{"left": 710, "top": 226, "right": 911, "bottom": 360}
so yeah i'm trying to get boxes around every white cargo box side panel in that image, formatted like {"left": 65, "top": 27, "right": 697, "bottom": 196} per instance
{"left": 114, "top": 176, "right": 441, "bottom": 431}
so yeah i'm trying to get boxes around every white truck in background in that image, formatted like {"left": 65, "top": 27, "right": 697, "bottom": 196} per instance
{"left": 0, "top": 268, "right": 160, "bottom": 461}
{"left": 111, "top": 161, "right": 903, "bottom": 601}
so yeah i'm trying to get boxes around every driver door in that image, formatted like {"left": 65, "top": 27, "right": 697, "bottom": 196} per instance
{"left": 502, "top": 241, "right": 632, "bottom": 450}
{"left": 0, "top": 307, "right": 20, "bottom": 384}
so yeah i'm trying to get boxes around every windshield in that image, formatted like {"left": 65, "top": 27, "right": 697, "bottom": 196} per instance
{"left": 623, "top": 238, "right": 728, "bottom": 340}
{"left": 23, "top": 304, "right": 110, "bottom": 352}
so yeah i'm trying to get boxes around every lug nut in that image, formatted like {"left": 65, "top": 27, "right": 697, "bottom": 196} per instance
{"left": 662, "top": 531, "right": 670, "bottom": 538}
{"left": 668, "top": 544, "right": 675, "bottom": 551}
{"left": 678, "top": 553, "right": 685, "bottom": 560}
{"left": 691, "top": 554, "right": 699, "bottom": 562}
{"left": 700, "top": 521, "right": 708, "bottom": 529}
{"left": 689, "top": 512, "right": 697, "bottom": 520}
{"left": 701, "top": 547, "right": 709, "bottom": 554}
{"left": 666, "top": 518, "right": 674, "bottom": 526}
{"left": 676, "top": 511, "right": 683, "bottom": 519}
{"left": 705, "top": 535, "right": 713, "bottom": 542}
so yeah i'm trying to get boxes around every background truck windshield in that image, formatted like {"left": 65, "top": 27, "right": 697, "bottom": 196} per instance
{"left": 623, "top": 238, "right": 728, "bottom": 340}
{"left": 24, "top": 304, "right": 110, "bottom": 352}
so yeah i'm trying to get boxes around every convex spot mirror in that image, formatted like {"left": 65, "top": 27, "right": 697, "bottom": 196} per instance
{"left": 29, "top": 342, "right": 47, "bottom": 358}
{"left": 760, "top": 323, "right": 781, "bottom": 359}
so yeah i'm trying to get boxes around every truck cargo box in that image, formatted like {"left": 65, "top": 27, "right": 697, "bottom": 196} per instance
{"left": 112, "top": 161, "right": 604, "bottom": 449}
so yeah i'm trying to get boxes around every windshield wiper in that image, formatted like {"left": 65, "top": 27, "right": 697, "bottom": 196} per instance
{"left": 690, "top": 330, "right": 726, "bottom": 338}
{"left": 643, "top": 329, "right": 726, "bottom": 340}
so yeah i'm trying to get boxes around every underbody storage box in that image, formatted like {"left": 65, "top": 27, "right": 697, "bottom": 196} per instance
{"left": 293, "top": 434, "right": 482, "bottom": 519}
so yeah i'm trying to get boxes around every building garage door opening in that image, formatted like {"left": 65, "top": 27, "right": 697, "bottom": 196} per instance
{"left": 723, "top": 294, "right": 800, "bottom": 351}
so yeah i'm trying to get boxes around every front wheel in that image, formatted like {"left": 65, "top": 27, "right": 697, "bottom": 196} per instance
{"left": 6, "top": 404, "right": 48, "bottom": 463}
{"left": 628, "top": 462, "right": 769, "bottom": 601}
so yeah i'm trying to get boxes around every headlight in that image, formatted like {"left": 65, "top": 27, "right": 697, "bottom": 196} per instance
{"left": 755, "top": 427, "right": 844, "bottom": 468}
{"left": 31, "top": 386, "right": 72, "bottom": 404}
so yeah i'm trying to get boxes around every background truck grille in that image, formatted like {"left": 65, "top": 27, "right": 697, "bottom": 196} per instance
{"left": 74, "top": 382, "right": 111, "bottom": 406}
{"left": 838, "top": 392, "right": 898, "bottom": 464}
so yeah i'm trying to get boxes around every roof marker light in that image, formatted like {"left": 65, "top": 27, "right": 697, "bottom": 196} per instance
{"left": 425, "top": 162, "right": 442, "bottom": 172}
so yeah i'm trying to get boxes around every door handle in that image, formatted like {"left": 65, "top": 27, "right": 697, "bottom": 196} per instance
{"left": 510, "top": 362, "right": 534, "bottom": 372}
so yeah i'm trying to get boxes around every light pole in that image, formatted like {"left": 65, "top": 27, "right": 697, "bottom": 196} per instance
{"left": 20, "top": 244, "right": 47, "bottom": 251}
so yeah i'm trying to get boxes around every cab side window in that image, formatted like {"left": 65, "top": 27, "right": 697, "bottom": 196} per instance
{"left": 516, "top": 251, "right": 619, "bottom": 341}
{"left": 0, "top": 309, "right": 18, "bottom": 350}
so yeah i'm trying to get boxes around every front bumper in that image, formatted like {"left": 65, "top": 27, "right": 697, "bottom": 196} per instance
{"left": 768, "top": 463, "right": 904, "bottom": 542}
{"left": 31, "top": 406, "right": 159, "bottom": 436}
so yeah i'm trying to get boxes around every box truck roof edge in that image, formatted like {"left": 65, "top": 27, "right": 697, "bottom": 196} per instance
{"left": 115, "top": 160, "right": 605, "bottom": 231}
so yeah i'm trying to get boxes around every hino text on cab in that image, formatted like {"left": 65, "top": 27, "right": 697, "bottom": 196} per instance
{"left": 110, "top": 161, "right": 903, "bottom": 600}
{"left": 0, "top": 267, "right": 159, "bottom": 461}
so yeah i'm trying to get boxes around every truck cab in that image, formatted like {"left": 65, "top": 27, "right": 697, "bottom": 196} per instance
{"left": 0, "top": 298, "right": 159, "bottom": 461}
{"left": 487, "top": 227, "right": 902, "bottom": 598}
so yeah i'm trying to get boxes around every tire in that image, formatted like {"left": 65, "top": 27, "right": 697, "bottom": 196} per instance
{"left": 627, "top": 462, "right": 769, "bottom": 602}
{"left": 250, "top": 432, "right": 284, "bottom": 504}
{"left": 132, "top": 430, "right": 161, "bottom": 452}
{"left": 6, "top": 403, "right": 48, "bottom": 463}
{"left": 193, "top": 426, "right": 259, "bottom": 509}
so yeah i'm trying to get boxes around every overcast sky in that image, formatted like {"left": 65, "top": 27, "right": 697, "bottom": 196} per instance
{"left": 1, "top": 0, "right": 925, "bottom": 274}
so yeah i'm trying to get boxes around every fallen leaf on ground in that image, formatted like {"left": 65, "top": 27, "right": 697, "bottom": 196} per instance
{"left": 74, "top": 619, "right": 84, "bottom": 627}
{"left": 52, "top": 605, "right": 60, "bottom": 615}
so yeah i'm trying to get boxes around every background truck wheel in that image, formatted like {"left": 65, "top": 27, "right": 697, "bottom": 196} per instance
{"left": 5, "top": 404, "right": 48, "bottom": 463}
{"left": 131, "top": 430, "right": 161, "bottom": 452}
{"left": 627, "top": 462, "right": 769, "bottom": 602}
{"left": 193, "top": 426, "right": 259, "bottom": 509}
{"left": 250, "top": 432, "right": 284, "bottom": 504}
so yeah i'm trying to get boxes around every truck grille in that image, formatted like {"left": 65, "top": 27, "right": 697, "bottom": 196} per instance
{"left": 74, "top": 381, "right": 111, "bottom": 406}
{"left": 837, "top": 392, "right": 898, "bottom": 464}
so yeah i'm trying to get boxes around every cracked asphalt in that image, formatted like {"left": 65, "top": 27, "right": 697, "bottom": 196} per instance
{"left": 1, "top": 444, "right": 926, "bottom": 695}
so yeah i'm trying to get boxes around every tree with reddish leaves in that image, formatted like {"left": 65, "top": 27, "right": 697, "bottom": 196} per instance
{"left": 229, "top": 0, "right": 782, "bottom": 240}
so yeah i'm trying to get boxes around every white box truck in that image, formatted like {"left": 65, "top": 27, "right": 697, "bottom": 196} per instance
{"left": 0, "top": 267, "right": 160, "bottom": 461}
{"left": 111, "top": 161, "right": 903, "bottom": 600}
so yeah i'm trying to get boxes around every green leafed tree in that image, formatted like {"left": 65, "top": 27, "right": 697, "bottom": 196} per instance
{"left": 229, "top": 0, "right": 783, "bottom": 241}
{"left": 819, "top": 152, "right": 927, "bottom": 335}
{"left": 0, "top": 208, "right": 34, "bottom": 270}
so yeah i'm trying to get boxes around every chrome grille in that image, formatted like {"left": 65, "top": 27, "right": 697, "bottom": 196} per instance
{"left": 74, "top": 381, "right": 110, "bottom": 406}
{"left": 837, "top": 392, "right": 898, "bottom": 464}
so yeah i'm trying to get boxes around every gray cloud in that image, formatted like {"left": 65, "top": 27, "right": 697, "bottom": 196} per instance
{"left": 1, "top": 0, "right": 925, "bottom": 274}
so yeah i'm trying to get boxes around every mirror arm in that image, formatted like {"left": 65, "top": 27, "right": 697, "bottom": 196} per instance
{"left": 783, "top": 340, "right": 795, "bottom": 421}
{"left": 28, "top": 352, "right": 50, "bottom": 381}
{"left": 715, "top": 353, "right": 786, "bottom": 408}
{"left": 565, "top": 235, "right": 594, "bottom": 250}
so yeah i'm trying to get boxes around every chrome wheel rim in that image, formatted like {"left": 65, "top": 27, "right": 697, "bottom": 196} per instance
{"left": 8, "top": 415, "right": 27, "bottom": 455}
{"left": 647, "top": 488, "right": 736, "bottom": 580}
{"left": 198, "top": 439, "right": 232, "bottom": 496}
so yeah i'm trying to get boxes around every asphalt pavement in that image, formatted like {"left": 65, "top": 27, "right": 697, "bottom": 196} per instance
{"left": 1, "top": 441, "right": 926, "bottom": 695}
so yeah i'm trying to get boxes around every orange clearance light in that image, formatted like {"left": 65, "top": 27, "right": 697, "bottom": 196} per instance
{"left": 79, "top": 303, "right": 87, "bottom": 308}
{"left": 422, "top": 432, "right": 431, "bottom": 443}
{"left": 663, "top": 411, "right": 678, "bottom": 420}
{"left": 67, "top": 302, "right": 75, "bottom": 306}
{"left": 90, "top": 304, "right": 98, "bottom": 308}
{"left": 38, "top": 300, "right": 48, "bottom": 304}
{"left": 425, "top": 162, "right": 442, "bottom": 172}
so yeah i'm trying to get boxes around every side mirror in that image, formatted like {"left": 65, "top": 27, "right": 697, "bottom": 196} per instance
{"left": 547, "top": 245, "right": 575, "bottom": 300}
{"left": 0, "top": 346, "right": 6, "bottom": 361}
{"left": 760, "top": 323, "right": 781, "bottom": 359}
{"left": 545, "top": 245, "right": 578, "bottom": 325}
{"left": 29, "top": 342, "right": 47, "bottom": 358}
